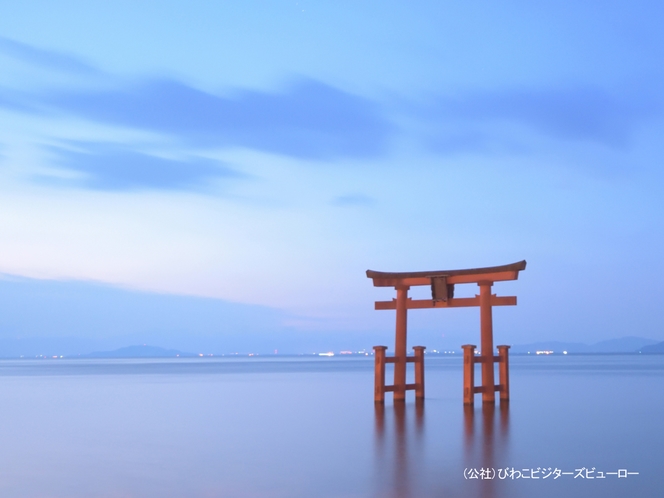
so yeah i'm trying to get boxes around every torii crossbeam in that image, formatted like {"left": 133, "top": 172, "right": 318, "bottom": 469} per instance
{"left": 366, "top": 260, "right": 526, "bottom": 404}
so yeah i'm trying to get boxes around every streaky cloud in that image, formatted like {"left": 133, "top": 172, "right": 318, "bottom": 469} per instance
{"left": 0, "top": 273, "right": 289, "bottom": 356}
{"left": 331, "top": 193, "right": 376, "bottom": 206}
{"left": 0, "top": 273, "right": 393, "bottom": 356}
{"left": 0, "top": 85, "right": 41, "bottom": 113}
{"left": 422, "top": 85, "right": 660, "bottom": 150}
{"left": 44, "top": 78, "right": 391, "bottom": 159}
{"left": 44, "top": 143, "right": 241, "bottom": 191}
{"left": 0, "top": 36, "right": 98, "bottom": 75}
{"left": 426, "top": 131, "right": 491, "bottom": 156}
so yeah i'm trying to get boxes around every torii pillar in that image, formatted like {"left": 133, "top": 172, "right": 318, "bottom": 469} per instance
{"left": 367, "top": 260, "right": 526, "bottom": 404}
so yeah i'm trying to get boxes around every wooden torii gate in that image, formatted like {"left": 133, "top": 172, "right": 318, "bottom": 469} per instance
{"left": 366, "top": 260, "right": 526, "bottom": 405}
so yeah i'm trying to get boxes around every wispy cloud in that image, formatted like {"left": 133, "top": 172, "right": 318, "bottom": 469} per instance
{"left": 0, "top": 273, "right": 289, "bottom": 355}
{"left": 331, "top": 193, "right": 375, "bottom": 207}
{"left": 420, "top": 85, "right": 660, "bottom": 151}
{"left": 0, "top": 36, "right": 98, "bottom": 75}
{"left": 0, "top": 86, "right": 40, "bottom": 113}
{"left": 39, "top": 78, "right": 391, "bottom": 160}
{"left": 43, "top": 143, "right": 240, "bottom": 191}
{"left": 1, "top": 35, "right": 654, "bottom": 163}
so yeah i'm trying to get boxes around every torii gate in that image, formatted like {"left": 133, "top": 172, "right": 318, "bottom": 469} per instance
{"left": 366, "top": 260, "right": 526, "bottom": 405}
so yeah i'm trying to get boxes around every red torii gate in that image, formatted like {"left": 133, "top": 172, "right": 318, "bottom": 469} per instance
{"left": 366, "top": 260, "right": 526, "bottom": 405}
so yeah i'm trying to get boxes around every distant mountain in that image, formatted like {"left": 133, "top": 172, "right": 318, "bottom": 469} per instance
{"left": 510, "top": 336, "right": 658, "bottom": 354}
{"left": 637, "top": 341, "right": 664, "bottom": 353}
{"left": 592, "top": 336, "right": 659, "bottom": 352}
{"left": 80, "top": 345, "right": 196, "bottom": 358}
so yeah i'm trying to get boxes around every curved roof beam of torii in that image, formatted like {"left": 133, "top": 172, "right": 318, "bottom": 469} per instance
{"left": 366, "top": 260, "right": 527, "bottom": 287}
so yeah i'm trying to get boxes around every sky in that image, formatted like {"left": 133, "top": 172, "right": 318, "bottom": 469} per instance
{"left": 0, "top": 1, "right": 663, "bottom": 355}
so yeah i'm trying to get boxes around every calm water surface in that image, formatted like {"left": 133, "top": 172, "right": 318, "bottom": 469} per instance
{"left": 0, "top": 354, "right": 662, "bottom": 497}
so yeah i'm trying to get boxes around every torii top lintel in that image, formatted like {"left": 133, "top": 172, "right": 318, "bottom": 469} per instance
{"left": 366, "top": 260, "right": 527, "bottom": 287}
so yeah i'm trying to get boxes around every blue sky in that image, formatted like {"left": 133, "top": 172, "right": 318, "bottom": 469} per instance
{"left": 1, "top": 1, "right": 663, "bottom": 355}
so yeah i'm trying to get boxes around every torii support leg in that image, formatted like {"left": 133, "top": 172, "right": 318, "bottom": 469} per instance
{"left": 479, "top": 282, "right": 495, "bottom": 404}
{"left": 393, "top": 286, "right": 409, "bottom": 402}
{"left": 462, "top": 344, "right": 510, "bottom": 405}
{"left": 373, "top": 346, "right": 387, "bottom": 403}
{"left": 413, "top": 346, "right": 425, "bottom": 400}
{"left": 497, "top": 345, "right": 510, "bottom": 402}
{"left": 462, "top": 344, "right": 476, "bottom": 405}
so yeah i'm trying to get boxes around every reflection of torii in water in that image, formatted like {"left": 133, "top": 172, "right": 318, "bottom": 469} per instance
{"left": 366, "top": 260, "right": 526, "bottom": 405}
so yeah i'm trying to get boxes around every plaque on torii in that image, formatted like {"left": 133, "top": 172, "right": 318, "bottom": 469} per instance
{"left": 366, "top": 260, "right": 526, "bottom": 405}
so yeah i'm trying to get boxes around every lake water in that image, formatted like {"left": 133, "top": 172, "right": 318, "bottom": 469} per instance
{"left": 0, "top": 354, "right": 662, "bottom": 497}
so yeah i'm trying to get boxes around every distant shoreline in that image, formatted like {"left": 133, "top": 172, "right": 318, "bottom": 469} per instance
{"left": 1, "top": 351, "right": 663, "bottom": 360}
